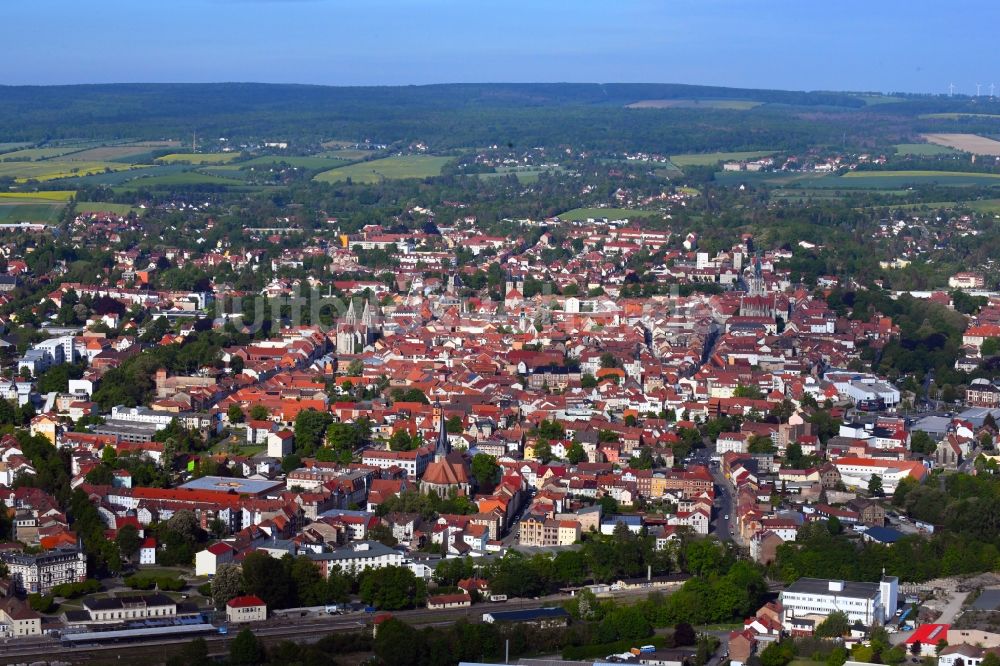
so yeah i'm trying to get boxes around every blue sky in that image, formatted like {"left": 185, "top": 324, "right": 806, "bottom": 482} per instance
{"left": 5, "top": 0, "right": 998, "bottom": 93}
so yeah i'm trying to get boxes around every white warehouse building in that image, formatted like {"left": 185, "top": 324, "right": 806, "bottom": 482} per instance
{"left": 780, "top": 576, "right": 899, "bottom": 628}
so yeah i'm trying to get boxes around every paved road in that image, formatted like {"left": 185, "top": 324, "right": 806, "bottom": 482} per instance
{"left": 697, "top": 446, "right": 736, "bottom": 544}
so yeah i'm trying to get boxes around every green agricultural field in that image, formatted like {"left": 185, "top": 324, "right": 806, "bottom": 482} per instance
{"left": 121, "top": 170, "right": 246, "bottom": 188}
{"left": 0, "top": 203, "right": 64, "bottom": 224}
{"left": 671, "top": 151, "right": 775, "bottom": 166}
{"left": 824, "top": 170, "right": 1000, "bottom": 188}
{"left": 0, "top": 146, "right": 88, "bottom": 161}
{"left": 0, "top": 191, "right": 75, "bottom": 202}
{"left": 156, "top": 152, "right": 241, "bottom": 165}
{"left": 0, "top": 161, "right": 142, "bottom": 182}
{"left": 66, "top": 146, "right": 161, "bottom": 162}
{"left": 239, "top": 155, "right": 354, "bottom": 169}
{"left": 919, "top": 113, "right": 1000, "bottom": 120}
{"left": 476, "top": 166, "right": 566, "bottom": 184}
{"left": 0, "top": 142, "right": 33, "bottom": 154}
{"left": 713, "top": 170, "right": 831, "bottom": 187}
{"left": 894, "top": 143, "right": 959, "bottom": 156}
{"left": 966, "top": 198, "right": 1000, "bottom": 214}
{"left": 75, "top": 202, "right": 138, "bottom": 215}
{"left": 313, "top": 155, "right": 452, "bottom": 184}
{"left": 557, "top": 207, "right": 660, "bottom": 221}
{"left": 48, "top": 164, "right": 189, "bottom": 188}
{"left": 318, "top": 149, "right": 373, "bottom": 160}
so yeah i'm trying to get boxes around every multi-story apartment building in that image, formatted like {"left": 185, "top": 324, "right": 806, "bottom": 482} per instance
{"left": 362, "top": 445, "right": 434, "bottom": 480}
{"left": 518, "top": 516, "right": 580, "bottom": 547}
{"left": 307, "top": 540, "right": 404, "bottom": 577}
{"left": 0, "top": 547, "right": 87, "bottom": 595}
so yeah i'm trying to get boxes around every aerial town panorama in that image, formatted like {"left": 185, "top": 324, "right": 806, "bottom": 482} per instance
{"left": 1, "top": 3, "right": 1000, "bottom": 666}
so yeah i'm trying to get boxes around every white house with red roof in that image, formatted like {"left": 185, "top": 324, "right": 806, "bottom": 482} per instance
{"left": 226, "top": 595, "right": 267, "bottom": 623}
{"left": 195, "top": 542, "right": 236, "bottom": 576}
{"left": 139, "top": 538, "right": 157, "bottom": 565}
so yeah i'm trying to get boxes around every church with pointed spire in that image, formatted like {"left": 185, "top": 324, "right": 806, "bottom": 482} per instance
{"left": 420, "top": 401, "right": 471, "bottom": 496}
{"left": 335, "top": 298, "right": 379, "bottom": 354}
{"left": 740, "top": 252, "right": 778, "bottom": 319}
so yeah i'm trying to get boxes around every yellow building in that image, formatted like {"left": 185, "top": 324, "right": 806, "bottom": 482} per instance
{"left": 29, "top": 414, "right": 59, "bottom": 445}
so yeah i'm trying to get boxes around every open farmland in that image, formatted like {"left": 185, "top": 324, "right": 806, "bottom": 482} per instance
{"left": 966, "top": 198, "right": 1000, "bottom": 214}
{"left": 476, "top": 166, "right": 567, "bottom": 184}
{"left": 0, "top": 203, "right": 63, "bottom": 224}
{"left": 65, "top": 145, "right": 164, "bottom": 162}
{"left": 671, "top": 150, "right": 775, "bottom": 166}
{"left": 0, "top": 142, "right": 33, "bottom": 154}
{"left": 239, "top": 155, "right": 355, "bottom": 169}
{"left": 313, "top": 155, "right": 451, "bottom": 184}
{"left": 0, "top": 146, "right": 92, "bottom": 161}
{"left": 0, "top": 161, "right": 142, "bottom": 182}
{"left": 319, "top": 149, "right": 374, "bottom": 160}
{"left": 922, "top": 133, "right": 1000, "bottom": 156}
{"left": 920, "top": 113, "right": 1000, "bottom": 120}
{"left": 0, "top": 191, "right": 75, "bottom": 203}
{"left": 557, "top": 207, "right": 659, "bottom": 221}
{"left": 828, "top": 170, "right": 1000, "bottom": 188}
{"left": 627, "top": 99, "right": 761, "bottom": 110}
{"left": 713, "top": 170, "right": 831, "bottom": 187}
{"left": 894, "top": 143, "right": 959, "bottom": 156}
{"left": 75, "top": 202, "right": 139, "bottom": 215}
{"left": 156, "top": 152, "right": 242, "bottom": 165}
{"left": 119, "top": 170, "right": 247, "bottom": 188}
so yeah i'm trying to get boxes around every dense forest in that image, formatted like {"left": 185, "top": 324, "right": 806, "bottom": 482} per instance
{"left": 0, "top": 82, "right": 998, "bottom": 151}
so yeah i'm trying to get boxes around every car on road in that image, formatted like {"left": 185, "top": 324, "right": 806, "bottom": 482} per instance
{"left": 724, "top": 514, "right": 729, "bottom": 520}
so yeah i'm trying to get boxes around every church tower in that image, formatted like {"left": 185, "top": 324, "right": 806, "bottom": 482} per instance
{"left": 749, "top": 252, "right": 766, "bottom": 297}
{"left": 433, "top": 400, "right": 450, "bottom": 462}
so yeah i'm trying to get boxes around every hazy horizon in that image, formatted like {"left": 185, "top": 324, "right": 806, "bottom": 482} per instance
{"left": 4, "top": 0, "right": 999, "bottom": 95}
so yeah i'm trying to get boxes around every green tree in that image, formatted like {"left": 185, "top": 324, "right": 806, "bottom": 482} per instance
{"left": 249, "top": 404, "right": 269, "bottom": 420}
{"left": 212, "top": 563, "right": 244, "bottom": 609}
{"left": 346, "top": 359, "right": 364, "bottom": 376}
{"left": 533, "top": 440, "right": 552, "bottom": 463}
{"left": 281, "top": 453, "right": 301, "bottom": 474}
{"left": 910, "top": 430, "right": 936, "bottom": 455}
{"left": 759, "top": 640, "right": 794, "bottom": 666}
{"left": 241, "top": 552, "right": 294, "bottom": 609}
{"left": 374, "top": 618, "right": 423, "bottom": 666}
{"left": 294, "top": 409, "right": 333, "bottom": 456}
{"left": 815, "top": 610, "right": 850, "bottom": 637}
{"left": 581, "top": 373, "right": 598, "bottom": 389}
{"left": 446, "top": 415, "right": 464, "bottom": 434}
{"left": 567, "top": 441, "right": 587, "bottom": 464}
{"left": 116, "top": 524, "right": 141, "bottom": 562}
{"left": 230, "top": 628, "right": 265, "bottom": 665}
{"left": 359, "top": 566, "right": 426, "bottom": 610}
{"left": 674, "top": 622, "right": 697, "bottom": 646}
{"left": 684, "top": 539, "right": 726, "bottom": 577}
{"left": 471, "top": 453, "right": 500, "bottom": 489}
{"left": 868, "top": 474, "right": 884, "bottom": 497}
{"left": 389, "top": 429, "right": 414, "bottom": 451}
{"left": 748, "top": 435, "right": 776, "bottom": 454}
{"left": 227, "top": 404, "right": 245, "bottom": 424}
